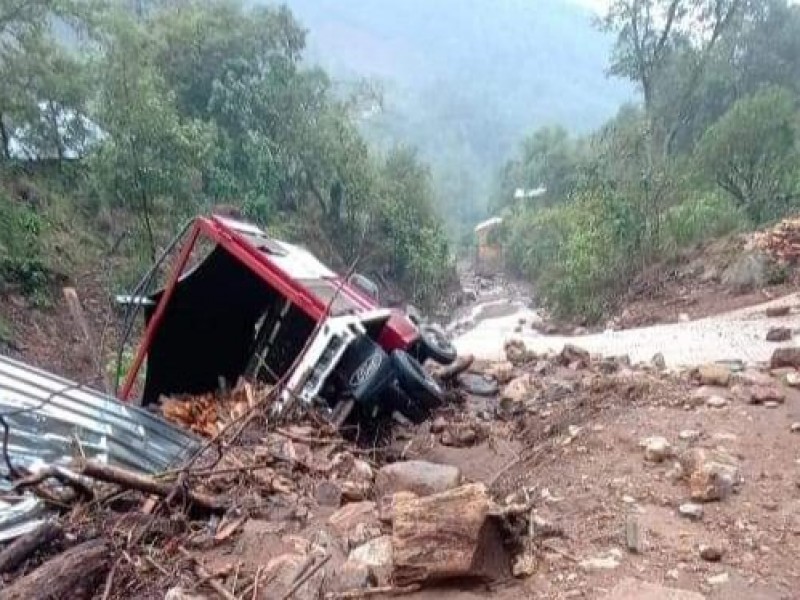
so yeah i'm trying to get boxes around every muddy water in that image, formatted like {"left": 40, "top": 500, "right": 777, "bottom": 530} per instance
{"left": 451, "top": 280, "right": 800, "bottom": 368}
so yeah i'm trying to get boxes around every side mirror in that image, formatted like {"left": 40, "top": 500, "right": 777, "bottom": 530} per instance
{"left": 348, "top": 273, "right": 380, "bottom": 303}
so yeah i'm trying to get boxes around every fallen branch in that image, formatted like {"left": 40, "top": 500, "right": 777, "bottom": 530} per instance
{"left": 0, "top": 520, "right": 63, "bottom": 574}
{"left": 77, "top": 460, "right": 226, "bottom": 512}
{"left": 12, "top": 465, "right": 95, "bottom": 500}
{"left": 0, "top": 539, "right": 109, "bottom": 600}
{"left": 275, "top": 428, "right": 341, "bottom": 446}
{"left": 282, "top": 553, "right": 330, "bottom": 600}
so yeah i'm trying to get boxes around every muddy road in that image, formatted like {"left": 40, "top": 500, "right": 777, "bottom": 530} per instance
{"left": 450, "top": 274, "right": 800, "bottom": 368}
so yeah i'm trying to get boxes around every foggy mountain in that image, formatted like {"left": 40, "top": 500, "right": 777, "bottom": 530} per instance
{"left": 283, "top": 0, "right": 632, "bottom": 231}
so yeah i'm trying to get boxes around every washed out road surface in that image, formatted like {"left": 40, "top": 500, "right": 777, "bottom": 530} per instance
{"left": 454, "top": 293, "right": 800, "bottom": 367}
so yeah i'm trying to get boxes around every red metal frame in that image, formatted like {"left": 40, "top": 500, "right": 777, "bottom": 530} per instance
{"left": 120, "top": 215, "right": 419, "bottom": 401}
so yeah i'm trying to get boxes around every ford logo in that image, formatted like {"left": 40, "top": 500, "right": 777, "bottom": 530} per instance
{"left": 350, "top": 353, "right": 381, "bottom": 388}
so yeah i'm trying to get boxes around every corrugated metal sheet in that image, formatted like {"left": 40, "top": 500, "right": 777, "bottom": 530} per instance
{"left": 0, "top": 355, "right": 200, "bottom": 541}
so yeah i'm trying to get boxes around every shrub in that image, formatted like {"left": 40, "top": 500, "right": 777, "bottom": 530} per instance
{"left": 663, "top": 192, "right": 749, "bottom": 249}
{"left": 505, "top": 193, "right": 630, "bottom": 322}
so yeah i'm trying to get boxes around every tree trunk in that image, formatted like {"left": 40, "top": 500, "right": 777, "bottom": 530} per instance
{"left": 139, "top": 186, "right": 157, "bottom": 263}
{"left": 391, "top": 483, "right": 510, "bottom": 586}
{"left": 0, "top": 521, "right": 63, "bottom": 574}
{"left": 0, "top": 539, "right": 109, "bottom": 600}
{"left": 0, "top": 113, "right": 11, "bottom": 161}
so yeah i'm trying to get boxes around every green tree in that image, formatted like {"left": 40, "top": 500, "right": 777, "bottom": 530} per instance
{"left": 696, "top": 86, "right": 799, "bottom": 223}
{"left": 91, "top": 10, "right": 213, "bottom": 259}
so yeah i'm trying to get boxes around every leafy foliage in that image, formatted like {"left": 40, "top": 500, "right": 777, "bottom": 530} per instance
{"left": 0, "top": 0, "right": 452, "bottom": 307}
{"left": 502, "top": 0, "right": 800, "bottom": 321}
{"left": 696, "top": 87, "right": 799, "bottom": 223}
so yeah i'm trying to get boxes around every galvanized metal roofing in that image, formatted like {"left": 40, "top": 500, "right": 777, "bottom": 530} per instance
{"left": 0, "top": 354, "right": 200, "bottom": 541}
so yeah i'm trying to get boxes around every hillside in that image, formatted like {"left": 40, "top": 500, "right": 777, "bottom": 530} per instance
{"left": 282, "top": 0, "right": 632, "bottom": 233}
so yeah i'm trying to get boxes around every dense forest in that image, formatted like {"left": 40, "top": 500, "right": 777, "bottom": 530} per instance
{"left": 498, "top": 0, "right": 800, "bottom": 321}
{"left": 0, "top": 0, "right": 452, "bottom": 310}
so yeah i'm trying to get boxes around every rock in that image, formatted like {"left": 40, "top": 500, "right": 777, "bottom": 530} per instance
{"left": 486, "top": 361, "right": 515, "bottom": 384}
{"left": 651, "top": 353, "right": 666, "bottom": 370}
{"left": 791, "top": 422, "right": 800, "bottom": 433}
{"left": 456, "top": 373, "right": 499, "bottom": 397}
{"left": 679, "top": 430, "right": 701, "bottom": 442}
{"left": 573, "top": 326, "right": 589, "bottom": 336}
{"left": 457, "top": 427, "right": 478, "bottom": 446}
{"left": 374, "top": 461, "right": 460, "bottom": 499}
{"left": 765, "top": 400, "right": 780, "bottom": 409}
{"left": 512, "top": 553, "right": 537, "bottom": 578}
{"left": 785, "top": 372, "right": 800, "bottom": 387}
{"left": 352, "top": 459, "right": 374, "bottom": 482}
{"left": 721, "top": 251, "right": 770, "bottom": 292}
{"left": 771, "top": 347, "right": 800, "bottom": 369}
{"left": 699, "top": 544, "right": 724, "bottom": 562}
{"left": 504, "top": 339, "right": 529, "bottom": 365}
{"left": 315, "top": 481, "right": 342, "bottom": 507}
{"left": 329, "top": 561, "right": 374, "bottom": 594}
{"left": 642, "top": 436, "right": 673, "bottom": 463}
{"left": 501, "top": 374, "right": 533, "bottom": 404}
{"left": 697, "top": 364, "right": 731, "bottom": 387}
{"left": 706, "top": 396, "right": 728, "bottom": 409}
{"left": 559, "top": 344, "right": 590, "bottom": 368}
{"left": 691, "top": 386, "right": 728, "bottom": 405}
{"left": 349, "top": 535, "right": 393, "bottom": 568}
{"left": 580, "top": 548, "right": 622, "bottom": 571}
{"left": 678, "top": 502, "right": 704, "bottom": 520}
{"left": 706, "top": 572, "right": 729, "bottom": 586}
{"left": 766, "top": 305, "right": 791, "bottom": 317}
{"left": 679, "top": 313, "right": 691, "bottom": 323}
{"left": 341, "top": 481, "right": 370, "bottom": 502}
{"left": 767, "top": 327, "right": 792, "bottom": 342}
{"left": 625, "top": 515, "right": 642, "bottom": 553}
{"left": 599, "top": 578, "right": 706, "bottom": 600}
{"left": 262, "top": 553, "right": 326, "bottom": 600}
{"left": 749, "top": 384, "right": 785, "bottom": 404}
{"left": 328, "top": 501, "right": 380, "bottom": 543}
{"left": 735, "top": 369, "right": 775, "bottom": 386}
{"left": 430, "top": 416, "right": 447, "bottom": 434}
{"left": 680, "top": 448, "right": 741, "bottom": 502}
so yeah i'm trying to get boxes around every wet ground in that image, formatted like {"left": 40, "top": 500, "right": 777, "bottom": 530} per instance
{"left": 450, "top": 272, "right": 800, "bottom": 369}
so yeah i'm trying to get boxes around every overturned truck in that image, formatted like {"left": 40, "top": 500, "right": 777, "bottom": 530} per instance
{"left": 117, "top": 215, "right": 457, "bottom": 425}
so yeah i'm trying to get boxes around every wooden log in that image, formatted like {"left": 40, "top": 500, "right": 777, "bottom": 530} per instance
{"left": 77, "top": 459, "right": 226, "bottom": 512}
{"left": 0, "top": 539, "right": 109, "bottom": 600}
{"left": 0, "top": 521, "right": 63, "bottom": 574}
{"left": 391, "top": 483, "right": 510, "bottom": 586}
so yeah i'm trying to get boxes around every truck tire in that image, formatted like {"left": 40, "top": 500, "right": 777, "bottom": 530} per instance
{"left": 391, "top": 385, "right": 429, "bottom": 424}
{"left": 417, "top": 324, "right": 457, "bottom": 365}
{"left": 391, "top": 349, "right": 444, "bottom": 410}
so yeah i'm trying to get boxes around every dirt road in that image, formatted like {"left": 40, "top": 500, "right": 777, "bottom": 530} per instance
{"left": 454, "top": 293, "right": 800, "bottom": 367}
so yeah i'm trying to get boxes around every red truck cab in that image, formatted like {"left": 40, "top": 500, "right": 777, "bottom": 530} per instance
{"left": 119, "top": 215, "right": 454, "bottom": 423}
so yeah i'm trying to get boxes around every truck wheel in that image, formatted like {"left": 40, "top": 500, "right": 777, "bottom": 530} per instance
{"left": 391, "top": 349, "right": 444, "bottom": 409}
{"left": 418, "top": 324, "right": 457, "bottom": 365}
{"left": 391, "top": 385, "right": 429, "bottom": 424}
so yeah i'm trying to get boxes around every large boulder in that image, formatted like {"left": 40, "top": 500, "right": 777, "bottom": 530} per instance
{"left": 696, "top": 364, "right": 731, "bottom": 387}
{"left": 721, "top": 251, "right": 771, "bottom": 292}
{"left": 374, "top": 461, "right": 461, "bottom": 499}
{"left": 771, "top": 347, "right": 800, "bottom": 369}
